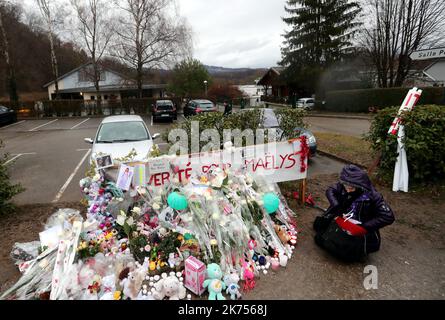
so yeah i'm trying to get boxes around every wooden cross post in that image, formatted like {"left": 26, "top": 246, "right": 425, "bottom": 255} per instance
{"left": 299, "top": 178, "right": 307, "bottom": 206}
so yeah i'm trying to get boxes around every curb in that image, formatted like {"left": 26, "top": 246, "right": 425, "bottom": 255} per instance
{"left": 317, "top": 149, "right": 367, "bottom": 169}
{"left": 306, "top": 114, "right": 373, "bottom": 120}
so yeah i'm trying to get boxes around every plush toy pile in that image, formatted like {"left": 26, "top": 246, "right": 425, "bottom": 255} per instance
{"left": 1, "top": 162, "right": 298, "bottom": 300}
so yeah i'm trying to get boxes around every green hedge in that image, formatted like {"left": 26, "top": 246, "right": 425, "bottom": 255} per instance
{"left": 164, "top": 108, "right": 307, "bottom": 153}
{"left": 325, "top": 87, "right": 445, "bottom": 112}
{"left": 366, "top": 105, "right": 445, "bottom": 184}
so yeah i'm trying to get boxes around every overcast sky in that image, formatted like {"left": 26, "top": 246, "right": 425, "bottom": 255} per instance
{"left": 21, "top": 0, "right": 288, "bottom": 69}
{"left": 178, "top": 0, "right": 288, "bottom": 68}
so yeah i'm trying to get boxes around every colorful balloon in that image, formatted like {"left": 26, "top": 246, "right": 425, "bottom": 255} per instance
{"left": 167, "top": 192, "right": 188, "bottom": 211}
{"left": 263, "top": 193, "right": 280, "bottom": 214}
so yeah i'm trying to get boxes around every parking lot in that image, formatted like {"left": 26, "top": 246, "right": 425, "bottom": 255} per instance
{"left": 0, "top": 115, "right": 345, "bottom": 205}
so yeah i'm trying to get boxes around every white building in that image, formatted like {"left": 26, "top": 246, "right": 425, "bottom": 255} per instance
{"left": 43, "top": 62, "right": 166, "bottom": 100}
{"left": 422, "top": 59, "right": 445, "bottom": 86}
{"left": 237, "top": 84, "right": 266, "bottom": 107}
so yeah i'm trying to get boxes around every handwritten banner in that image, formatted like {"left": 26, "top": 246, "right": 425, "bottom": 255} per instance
{"left": 144, "top": 140, "right": 307, "bottom": 187}
{"left": 106, "top": 140, "right": 307, "bottom": 188}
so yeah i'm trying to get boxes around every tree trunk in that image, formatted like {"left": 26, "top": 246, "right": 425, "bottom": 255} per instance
{"left": 0, "top": 10, "right": 18, "bottom": 105}
{"left": 137, "top": 63, "right": 143, "bottom": 99}
{"left": 92, "top": 59, "right": 102, "bottom": 115}
{"left": 48, "top": 25, "right": 60, "bottom": 100}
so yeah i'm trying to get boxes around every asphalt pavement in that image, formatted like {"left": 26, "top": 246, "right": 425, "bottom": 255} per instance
{"left": 305, "top": 116, "right": 371, "bottom": 137}
{"left": 1, "top": 115, "right": 348, "bottom": 205}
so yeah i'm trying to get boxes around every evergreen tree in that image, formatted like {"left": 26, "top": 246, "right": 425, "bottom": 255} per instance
{"left": 168, "top": 59, "right": 211, "bottom": 98}
{"left": 280, "top": 0, "right": 361, "bottom": 93}
{"left": 0, "top": 140, "right": 24, "bottom": 216}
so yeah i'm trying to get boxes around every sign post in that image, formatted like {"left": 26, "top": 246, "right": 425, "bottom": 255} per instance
{"left": 409, "top": 47, "right": 445, "bottom": 60}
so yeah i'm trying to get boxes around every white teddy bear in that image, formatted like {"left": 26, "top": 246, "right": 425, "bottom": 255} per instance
{"left": 223, "top": 273, "right": 242, "bottom": 300}
{"left": 153, "top": 275, "right": 186, "bottom": 300}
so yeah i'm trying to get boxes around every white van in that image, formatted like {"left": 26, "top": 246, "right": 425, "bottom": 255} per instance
{"left": 296, "top": 98, "right": 315, "bottom": 110}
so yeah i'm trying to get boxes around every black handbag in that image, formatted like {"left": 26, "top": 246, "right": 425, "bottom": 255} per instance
{"left": 313, "top": 206, "right": 339, "bottom": 233}
{"left": 319, "top": 219, "right": 366, "bottom": 262}
{"left": 313, "top": 215, "right": 332, "bottom": 233}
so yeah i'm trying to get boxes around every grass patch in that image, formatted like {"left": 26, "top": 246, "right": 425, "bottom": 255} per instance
{"left": 314, "top": 132, "right": 373, "bottom": 168}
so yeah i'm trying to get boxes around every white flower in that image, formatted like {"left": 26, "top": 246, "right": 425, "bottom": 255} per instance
{"left": 126, "top": 217, "right": 134, "bottom": 226}
{"left": 93, "top": 174, "right": 101, "bottom": 182}
{"left": 132, "top": 207, "right": 141, "bottom": 215}
{"left": 152, "top": 203, "right": 161, "bottom": 210}
{"left": 116, "top": 215, "right": 126, "bottom": 226}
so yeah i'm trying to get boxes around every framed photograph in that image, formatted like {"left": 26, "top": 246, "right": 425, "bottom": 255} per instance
{"left": 116, "top": 164, "right": 134, "bottom": 191}
{"left": 95, "top": 154, "right": 114, "bottom": 170}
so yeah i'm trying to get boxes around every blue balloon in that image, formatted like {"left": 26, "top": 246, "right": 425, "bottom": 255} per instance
{"left": 167, "top": 192, "right": 188, "bottom": 211}
{"left": 263, "top": 193, "right": 280, "bottom": 214}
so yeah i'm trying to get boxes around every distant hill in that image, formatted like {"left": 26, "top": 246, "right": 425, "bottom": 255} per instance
{"left": 204, "top": 65, "right": 267, "bottom": 85}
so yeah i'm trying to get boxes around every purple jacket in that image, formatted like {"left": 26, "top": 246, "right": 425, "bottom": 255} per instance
{"left": 326, "top": 165, "right": 395, "bottom": 232}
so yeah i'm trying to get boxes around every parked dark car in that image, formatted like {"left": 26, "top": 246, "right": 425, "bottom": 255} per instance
{"left": 0, "top": 106, "right": 17, "bottom": 126}
{"left": 241, "top": 108, "right": 317, "bottom": 156}
{"left": 184, "top": 99, "right": 218, "bottom": 117}
{"left": 152, "top": 100, "right": 177, "bottom": 122}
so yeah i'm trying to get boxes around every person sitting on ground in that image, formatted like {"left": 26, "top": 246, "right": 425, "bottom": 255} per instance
{"left": 313, "top": 164, "right": 395, "bottom": 262}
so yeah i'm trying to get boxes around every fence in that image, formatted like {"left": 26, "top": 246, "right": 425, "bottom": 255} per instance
{"left": 1, "top": 96, "right": 258, "bottom": 118}
{"left": 1, "top": 98, "right": 184, "bottom": 118}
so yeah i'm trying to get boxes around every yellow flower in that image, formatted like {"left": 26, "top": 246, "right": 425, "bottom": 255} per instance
{"left": 210, "top": 239, "right": 218, "bottom": 246}
{"left": 113, "top": 291, "right": 121, "bottom": 300}
{"left": 105, "top": 232, "right": 113, "bottom": 240}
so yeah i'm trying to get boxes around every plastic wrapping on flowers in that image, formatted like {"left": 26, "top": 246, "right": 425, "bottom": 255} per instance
{"left": 1, "top": 163, "right": 299, "bottom": 301}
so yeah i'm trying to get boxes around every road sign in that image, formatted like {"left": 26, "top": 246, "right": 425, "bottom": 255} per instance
{"left": 410, "top": 47, "right": 445, "bottom": 60}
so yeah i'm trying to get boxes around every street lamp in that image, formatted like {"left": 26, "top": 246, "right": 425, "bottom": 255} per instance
{"left": 204, "top": 80, "right": 208, "bottom": 97}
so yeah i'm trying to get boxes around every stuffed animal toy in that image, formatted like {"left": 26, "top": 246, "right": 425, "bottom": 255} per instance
{"left": 223, "top": 273, "right": 241, "bottom": 300}
{"left": 203, "top": 263, "right": 226, "bottom": 300}
{"left": 120, "top": 269, "right": 145, "bottom": 300}
{"left": 153, "top": 275, "right": 186, "bottom": 300}
{"left": 242, "top": 262, "right": 255, "bottom": 292}
{"left": 99, "top": 274, "right": 116, "bottom": 300}
{"left": 274, "top": 224, "right": 291, "bottom": 244}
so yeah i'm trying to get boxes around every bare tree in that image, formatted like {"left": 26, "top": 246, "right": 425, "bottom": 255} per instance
{"left": 70, "top": 0, "right": 114, "bottom": 111}
{"left": 112, "top": 0, "right": 191, "bottom": 98}
{"left": 0, "top": 1, "right": 18, "bottom": 104}
{"left": 36, "top": 0, "right": 61, "bottom": 99}
{"left": 361, "top": 0, "right": 445, "bottom": 88}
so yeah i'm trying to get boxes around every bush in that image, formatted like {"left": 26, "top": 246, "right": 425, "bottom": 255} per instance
{"left": 325, "top": 87, "right": 445, "bottom": 113}
{"left": 164, "top": 108, "right": 307, "bottom": 152}
{"left": 0, "top": 140, "right": 25, "bottom": 216}
{"left": 366, "top": 105, "right": 445, "bottom": 184}
{"left": 274, "top": 108, "right": 307, "bottom": 139}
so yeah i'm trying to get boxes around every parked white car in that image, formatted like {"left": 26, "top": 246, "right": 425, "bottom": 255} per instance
{"left": 296, "top": 98, "right": 315, "bottom": 110}
{"left": 84, "top": 115, "right": 160, "bottom": 164}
